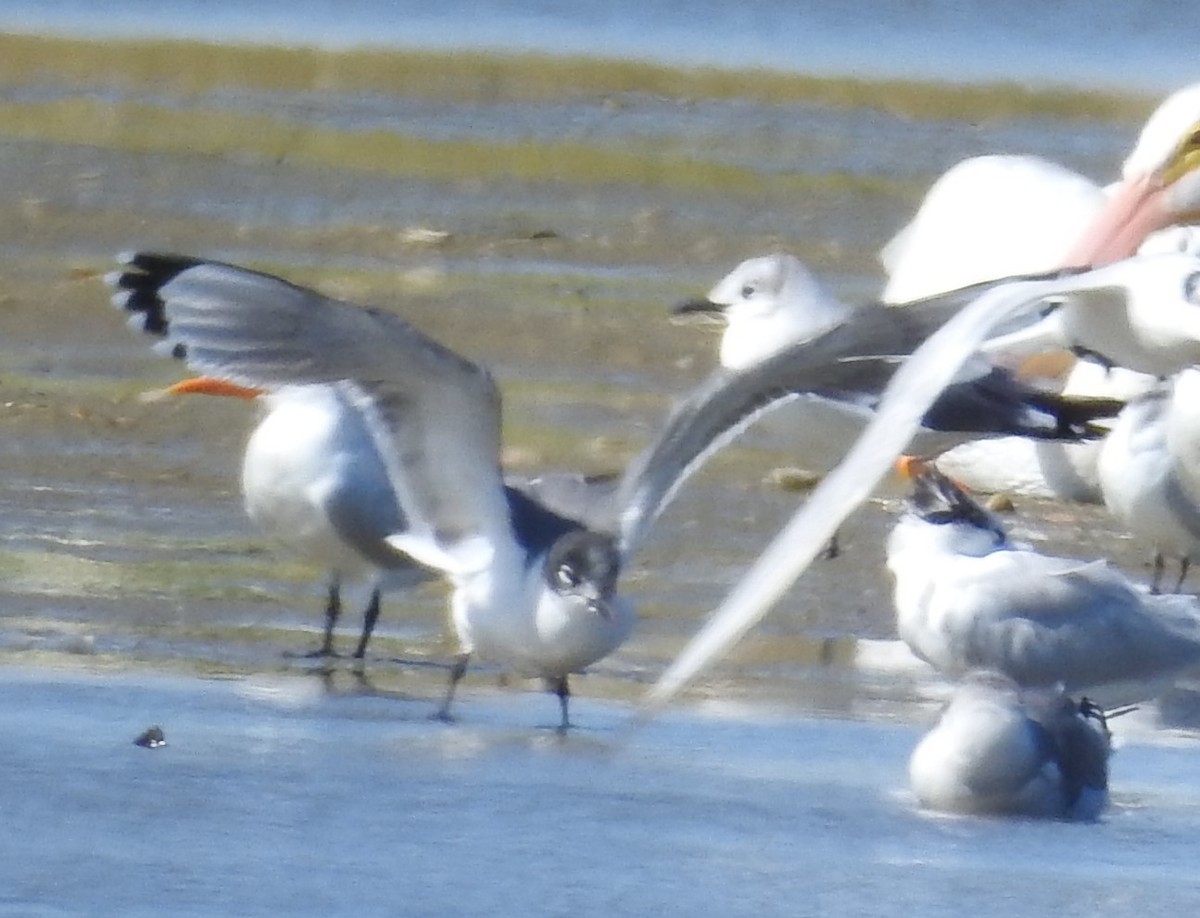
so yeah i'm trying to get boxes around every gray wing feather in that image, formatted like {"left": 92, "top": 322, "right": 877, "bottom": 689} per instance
{"left": 963, "top": 556, "right": 1200, "bottom": 689}
{"left": 615, "top": 272, "right": 1102, "bottom": 557}
{"left": 510, "top": 471, "right": 622, "bottom": 530}
{"left": 614, "top": 300, "right": 958, "bottom": 556}
{"left": 122, "top": 258, "right": 511, "bottom": 563}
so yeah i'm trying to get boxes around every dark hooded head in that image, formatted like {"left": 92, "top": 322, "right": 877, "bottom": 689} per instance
{"left": 543, "top": 530, "right": 621, "bottom": 616}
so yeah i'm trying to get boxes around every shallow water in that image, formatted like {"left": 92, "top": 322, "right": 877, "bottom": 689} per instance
{"left": 4, "top": 666, "right": 1200, "bottom": 918}
{"left": 1, "top": 22, "right": 1199, "bottom": 918}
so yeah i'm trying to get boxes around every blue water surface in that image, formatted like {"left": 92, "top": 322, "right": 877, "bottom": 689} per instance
{"left": 3, "top": 667, "right": 1200, "bottom": 918}
{"left": 0, "top": 0, "right": 1196, "bottom": 93}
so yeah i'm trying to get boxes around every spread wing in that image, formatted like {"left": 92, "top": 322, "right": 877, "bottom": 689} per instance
{"left": 109, "top": 252, "right": 511, "bottom": 574}
{"left": 611, "top": 280, "right": 1099, "bottom": 558}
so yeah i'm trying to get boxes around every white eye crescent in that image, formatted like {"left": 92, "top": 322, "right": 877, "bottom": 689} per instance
{"left": 556, "top": 564, "right": 579, "bottom": 589}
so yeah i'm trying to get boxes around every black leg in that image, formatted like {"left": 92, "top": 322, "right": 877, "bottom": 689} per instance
{"left": 316, "top": 578, "right": 341, "bottom": 655}
{"left": 433, "top": 652, "right": 471, "bottom": 722}
{"left": 288, "top": 578, "right": 341, "bottom": 658}
{"left": 351, "top": 587, "right": 382, "bottom": 659}
{"left": 548, "top": 675, "right": 571, "bottom": 732}
{"left": 1176, "top": 557, "right": 1192, "bottom": 594}
{"left": 1152, "top": 552, "right": 1165, "bottom": 595}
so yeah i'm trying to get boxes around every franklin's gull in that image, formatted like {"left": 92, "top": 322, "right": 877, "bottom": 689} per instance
{"left": 108, "top": 252, "right": 742, "bottom": 729}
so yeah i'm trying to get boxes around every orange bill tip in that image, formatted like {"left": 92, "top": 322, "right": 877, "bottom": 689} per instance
{"left": 895, "top": 455, "right": 929, "bottom": 480}
{"left": 165, "top": 376, "right": 264, "bottom": 399}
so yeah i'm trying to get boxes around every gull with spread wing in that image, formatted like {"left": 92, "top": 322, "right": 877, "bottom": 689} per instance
{"left": 109, "top": 253, "right": 661, "bottom": 729}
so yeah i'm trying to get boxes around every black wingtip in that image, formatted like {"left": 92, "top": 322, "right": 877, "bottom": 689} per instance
{"left": 121, "top": 251, "right": 207, "bottom": 277}
{"left": 106, "top": 251, "right": 205, "bottom": 348}
{"left": 1040, "top": 394, "right": 1126, "bottom": 440}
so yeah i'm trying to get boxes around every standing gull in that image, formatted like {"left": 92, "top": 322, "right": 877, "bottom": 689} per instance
{"left": 1097, "top": 374, "right": 1200, "bottom": 593}
{"left": 165, "top": 376, "right": 433, "bottom": 660}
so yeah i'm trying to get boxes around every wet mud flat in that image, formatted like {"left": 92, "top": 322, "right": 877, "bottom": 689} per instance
{"left": 0, "top": 254, "right": 1161, "bottom": 721}
{"left": 0, "top": 33, "right": 1179, "bottom": 717}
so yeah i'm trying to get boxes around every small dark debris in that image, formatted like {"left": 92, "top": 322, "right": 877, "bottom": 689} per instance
{"left": 133, "top": 726, "right": 166, "bottom": 749}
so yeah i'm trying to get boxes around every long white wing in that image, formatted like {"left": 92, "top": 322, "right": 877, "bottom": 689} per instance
{"left": 615, "top": 277, "right": 1115, "bottom": 559}
{"left": 638, "top": 262, "right": 1153, "bottom": 719}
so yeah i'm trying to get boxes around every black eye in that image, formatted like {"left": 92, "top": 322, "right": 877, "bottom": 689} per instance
{"left": 740, "top": 283, "right": 756, "bottom": 298}
{"left": 1185, "top": 271, "right": 1200, "bottom": 305}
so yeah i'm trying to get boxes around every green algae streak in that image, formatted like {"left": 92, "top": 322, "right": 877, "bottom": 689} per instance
{"left": 0, "top": 31, "right": 1150, "bottom": 121}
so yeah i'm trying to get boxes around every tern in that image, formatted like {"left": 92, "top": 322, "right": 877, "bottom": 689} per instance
{"left": 888, "top": 462, "right": 1200, "bottom": 705}
{"left": 909, "top": 671, "right": 1111, "bottom": 821}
